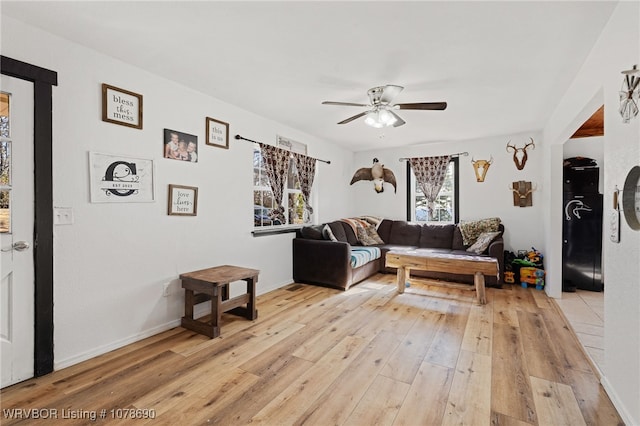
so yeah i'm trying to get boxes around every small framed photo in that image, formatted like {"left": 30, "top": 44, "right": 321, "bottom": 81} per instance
{"left": 206, "top": 117, "right": 229, "bottom": 149}
{"left": 168, "top": 184, "right": 198, "bottom": 216}
{"left": 102, "top": 84, "right": 143, "bottom": 129}
{"left": 164, "top": 129, "right": 198, "bottom": 162}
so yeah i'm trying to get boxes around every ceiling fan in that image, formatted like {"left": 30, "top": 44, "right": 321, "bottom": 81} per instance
{"left": 322, "top": 85, "right": 447, "bottom": 128}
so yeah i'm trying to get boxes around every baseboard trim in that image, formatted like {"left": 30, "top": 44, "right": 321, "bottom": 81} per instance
{"left": 54, "top": 305, "right": 226, "bottom": 370}
{"left": 601, "top": 375, "right": 636, "bottom": 426}
{"left": 54, "top": 280, "right": 294, "bottom": 371}
{"left": 54, "top": 319, "right": 182, "bottom": 370}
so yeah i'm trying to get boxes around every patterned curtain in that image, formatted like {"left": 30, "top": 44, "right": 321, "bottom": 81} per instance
{"left": 292, "top": 153, "right": 316, "bottom": 220}
{"left": 259, "top": 143, "right": 290, "bottom": 224}
{"left": 409, "top": 155, "right": 452, "bottom": 221}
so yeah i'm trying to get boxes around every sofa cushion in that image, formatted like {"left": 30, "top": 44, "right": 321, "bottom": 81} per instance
{"left": 327, "top": 221, "right": 348, "bottom": 242}
{"left": 376, "top": 219, "right": 393, "bottom": 243}
{"left": 350, "top": 247, "right": 381, "bottom": 268}
{"left": 300, "top": 224, "right": 324, "bottom": 240}
{"left": 420, "top": 224, "right": 454, "bottom": 249}
{"left": 341, "top": 222, "right": 360, "bottom": 245}
{"left": 388, "top": 221, "right": 421, "bottom": 246}
{"left": 452, "top": 227, "right": 467, "bottom": 250}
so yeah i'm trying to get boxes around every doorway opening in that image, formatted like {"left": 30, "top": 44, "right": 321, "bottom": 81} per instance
{"left": 557, "top": 104, "right": 605, "bottom": 374}
{"left": 0, "top": 56, "right": 57, "bottom": 382}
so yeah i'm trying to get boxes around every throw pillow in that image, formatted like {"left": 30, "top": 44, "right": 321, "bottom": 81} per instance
{"left": 466, "top": 231, "right": 501, "bottom": 254}
{"left": 323, "top": 224, "right": 338, "bottom": 241}
{"left": 459, "top": 217, "right": 501, "bottom": 246}
{"left": 365, "top": 225, "right": 385, "bottom": 244}
{"left": 357, "top": 226, "right": 379, "bottom": 246}
{"left": 300, "top": 225, "right": 324, "bottom": 240}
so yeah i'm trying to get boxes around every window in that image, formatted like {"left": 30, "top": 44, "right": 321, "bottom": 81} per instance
{"left": 0, "top": 92, "right": 10, "bottom": 233}
{"left": 253, "top": 136, "right": 311, "bottom": 228}
{"left": 407, "top": 157, "right": 459, "bottom": 223}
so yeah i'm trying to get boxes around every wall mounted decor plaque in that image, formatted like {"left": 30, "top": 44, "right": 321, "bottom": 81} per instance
{"left": 102, "top": 84, "right": 142, "bottom": 129}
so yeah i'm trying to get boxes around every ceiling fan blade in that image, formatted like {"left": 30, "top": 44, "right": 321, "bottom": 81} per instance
{"left": 396, "top": 102, "right": 447, "bottom": 110}
{"left": 389, "top": 110, "right": 406, "bottom": 127}
{"left": 380, "top": 85, "right": 404, "bottom": 104}
{"left": 322, "top": 101, "right": 369, "bottom": 107}
{"left": 337, "top": 111, "right": 367, "bottom": 125}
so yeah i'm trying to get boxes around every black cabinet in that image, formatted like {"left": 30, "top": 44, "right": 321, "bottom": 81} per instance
{"left": 562, "top": 165, "right": 603, "bottom": 292}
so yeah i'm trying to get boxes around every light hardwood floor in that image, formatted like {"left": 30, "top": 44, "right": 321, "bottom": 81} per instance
{"left": 0, "top": 274, "right": 623, "bottom": 425}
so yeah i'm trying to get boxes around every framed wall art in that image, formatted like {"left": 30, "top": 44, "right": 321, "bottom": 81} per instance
{"left": 168, "top": 184, "right": 198, "bottom": 216}
{"left": 206, "top": 117, "right": 229, "bottom": 149}
{"left": 164, "top": 128, "right": 198, "bottom": 162}
{"left": 101, "top": 84, "right": 143, "bottom": 129}
{"left": 89, "top": 152, "right": 155, "bottom": 203}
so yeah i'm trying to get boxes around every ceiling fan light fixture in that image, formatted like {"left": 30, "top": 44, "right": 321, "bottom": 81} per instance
{"left": 364, "top": 111, "right": 382, "bottom": 128}
{"left": 378, "top": 108, "right": 397, "bottom": 126}
{"left": 364, "top": 107, "right": 397, "bottom": 128}
{"left": 322, "top": 84, "right": 446, "bottom": 128}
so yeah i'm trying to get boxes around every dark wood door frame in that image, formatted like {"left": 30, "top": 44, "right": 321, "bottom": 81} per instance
{"left": 1, "top": 56, "right": 57, "bottom": 376}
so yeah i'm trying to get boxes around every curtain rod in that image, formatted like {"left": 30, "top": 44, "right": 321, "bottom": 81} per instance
{"left": 398, "top": 152, "right": 469, "bottom": 162}
{"left": 234, "top": 134, "right": 331, "bottom": 164}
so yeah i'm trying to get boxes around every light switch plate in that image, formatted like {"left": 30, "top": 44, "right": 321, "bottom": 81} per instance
{"left": 54, "top": 207, "right": 74, "bottom": 225}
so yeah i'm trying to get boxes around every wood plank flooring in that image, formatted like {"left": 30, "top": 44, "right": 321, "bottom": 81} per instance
{"left": 0, "top": 274, "right": 623, "bottom": 425}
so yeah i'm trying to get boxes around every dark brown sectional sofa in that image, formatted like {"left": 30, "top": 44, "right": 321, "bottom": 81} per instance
{"left": 293, "top": 219, "right": 504, "bottom": 290}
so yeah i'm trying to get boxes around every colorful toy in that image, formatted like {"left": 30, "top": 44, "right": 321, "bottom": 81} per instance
{"left": 526, "top": 247, "right": 543, "bottom": 265}
{"left": 520, "top": 267, "right": 545, "bottom": 290}
{"left": 504, "top": 271, "right": 515, "bottom": 284}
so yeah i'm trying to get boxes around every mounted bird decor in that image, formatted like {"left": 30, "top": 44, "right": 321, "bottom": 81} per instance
{"left": 350, "top": 158, "right": 397, "bottom": 193}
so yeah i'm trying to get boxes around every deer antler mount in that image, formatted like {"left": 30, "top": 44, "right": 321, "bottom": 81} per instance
{"left": 471, "top": 156, "right": 493, "bottom": 182}
{"left": 506, "top": 138, "right": 535, "bottom": 170}
{"left": 510, "top": 180, "right": 536, "bottom": 207}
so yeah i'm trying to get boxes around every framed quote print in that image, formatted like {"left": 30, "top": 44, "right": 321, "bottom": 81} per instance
{"left": 206, "top": 116, "right": 229, "bottom": 149}
{"left": 102, "top": 83, "right": 143, "bottom": 129}
{"left": 168, "top": 184, "right": 198, "bottom": 216}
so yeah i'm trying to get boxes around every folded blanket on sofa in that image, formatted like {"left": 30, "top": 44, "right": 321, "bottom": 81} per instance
{"left": 340, "top": 218, "right": 370, "bottom": 235}
{"left": 459, "top": 217, "right": 501, "bottom": 246}
{"left": 350, "top": 247, "right": 381, "bottom": 268}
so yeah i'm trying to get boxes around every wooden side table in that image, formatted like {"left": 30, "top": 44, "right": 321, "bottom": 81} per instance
{"left": 180, "top": 265, "right": 259, "bottom": 338}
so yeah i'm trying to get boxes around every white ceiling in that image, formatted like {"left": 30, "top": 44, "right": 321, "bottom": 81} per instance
{"left": 2, "top": 1, "right": 617, "bottom": 151}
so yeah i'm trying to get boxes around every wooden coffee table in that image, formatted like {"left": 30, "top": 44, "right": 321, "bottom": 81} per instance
{"left": 180, "top": 265, "right": 259, "bottom": 338}
{"left": 385, "top": 250, "right": 498, "bottom": 305}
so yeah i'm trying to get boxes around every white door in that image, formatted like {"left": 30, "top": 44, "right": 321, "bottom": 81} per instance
{"left": 0, "top": 75, "right": 35, "bottom": 388}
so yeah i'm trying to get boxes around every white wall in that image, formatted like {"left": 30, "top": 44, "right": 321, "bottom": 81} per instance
{"left": 4, "top": 6, "right": 640, "bottom": 423}
{"left": 543, "top": 2, "right": 640, "bottom": 424}
{"left": 351, "top": 131, "right": 545, "bottom": 252}
{"left": 1, "top": 17, "right": 355, "bottom": 368}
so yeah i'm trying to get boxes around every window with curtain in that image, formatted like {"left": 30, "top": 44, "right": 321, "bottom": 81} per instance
{"left": 407, "top": 157, "right": 459, "bottom": 223}
{"left": 253, "top": 136, "right": 312, "bottom": 228}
